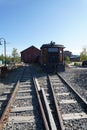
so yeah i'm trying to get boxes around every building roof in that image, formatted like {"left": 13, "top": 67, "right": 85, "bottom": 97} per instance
{"left": 40, "top": 41, "right": 65, "bottom": 49}
{"left": 70, "top": 55, "right": 80, "bottom": 59}
{"left": 21, "top": 45, "right": 40, "bottom": 53}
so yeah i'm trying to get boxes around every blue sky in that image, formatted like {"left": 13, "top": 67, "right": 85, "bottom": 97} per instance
{"left": 0, "top": 0, "right": 87, "bottom": 55}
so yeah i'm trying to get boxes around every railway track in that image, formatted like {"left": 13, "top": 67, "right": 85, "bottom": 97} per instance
{"left": 1, "top": 64, "right": 87, "bottom": 130}
{"left": 36, "top": 71, "right": 87, "bottom": 129}
{"left": 49, "top": 73, "right": 87, "bottom": 129}
{"left": 35, "top": 75, "right": 64, "bottom": 130}
{"left": 0, "top": 66, "right": 24, "bottom": 129}
{"left": 0, "top": 65, "right": 46, "bottom": 130}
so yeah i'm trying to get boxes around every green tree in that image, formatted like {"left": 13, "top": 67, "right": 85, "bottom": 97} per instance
{"left": 0, "top": 54, "right": 11, "bottom": 64}
{"left": 12, "top": 48, "right": 20, "bottom": 63}
{"left": 64, "top": 56, "right": 70, "bottom": 63}
{"left": 80, "top": 48, "right": 87, "bottom": 61}
{"left": 0, "top": 54, "right": 4, "bottom": 61}
{"left": 6, "top": 56, "right": 11, "bottom": 64}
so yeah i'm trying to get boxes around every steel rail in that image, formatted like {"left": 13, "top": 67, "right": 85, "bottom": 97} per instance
{"left": 48, "top": 75, "right": 65, "bottom": 130}
{"left": 33, "top": 77, "right": 50, "bottom": 130}
{"left": 57, "top": 73, "right": 87, "bottom": 112}
{"left": 41, "top": 88, "right": 57, "bottom": 130}
{"left": 0, "top": 81, "right": 20, "bottom": 130}
{"left": 0, "top": 67, "right": 25, "bottom": 130}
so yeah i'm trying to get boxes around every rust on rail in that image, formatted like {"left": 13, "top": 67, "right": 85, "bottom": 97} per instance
{"left": 33, "top": 77, "right": 50, "bottom": 130}
{"left": 0, "top": 66, "right": 25, "bottom": 130}
{"left": 0, "top": 81, "right": 20, "bottom": 130}
{"left": 48, "top": 75, "right": 65, "bottom": 130}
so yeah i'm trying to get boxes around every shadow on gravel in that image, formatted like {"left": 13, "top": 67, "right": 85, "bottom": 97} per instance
{"left": 0, "top": 67, "right": 24, "bottom": 85}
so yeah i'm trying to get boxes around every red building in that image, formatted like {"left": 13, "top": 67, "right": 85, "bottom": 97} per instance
{"left": 21, "top": 45, "right": 41, "bottom": 63}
